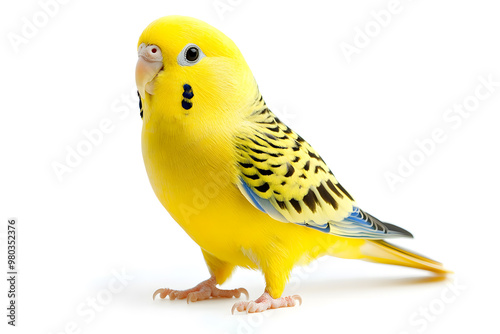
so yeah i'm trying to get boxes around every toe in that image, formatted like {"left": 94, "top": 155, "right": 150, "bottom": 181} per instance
{"left": 152, "top": 288, "right": 171, "bottom": 300}
{"left": 231, "top": 301, "right": 247, "bottom": 314}
{"left": 231, "top": 293, "right": 302, "bottom": 313}
{"left": 246, "top": 301, "right": 259, "bottom": 313}
{"left": 169, "top": 290, "right": 180, "bottom": 300}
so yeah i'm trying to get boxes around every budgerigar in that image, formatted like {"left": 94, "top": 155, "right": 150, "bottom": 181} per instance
{"left": 135, "top": 15, "right": 449, "bottom": 313}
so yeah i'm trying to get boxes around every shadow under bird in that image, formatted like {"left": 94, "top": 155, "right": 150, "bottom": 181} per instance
{"left": 135, "top": 15, "right": 450, "bottom": 313}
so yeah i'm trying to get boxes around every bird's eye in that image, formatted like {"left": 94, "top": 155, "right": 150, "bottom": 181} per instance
{"left": 177, "top": 43, "right": 206, "bottom": 66}
{"left": 186, "top": 47, "right": 199, "bottom": 61}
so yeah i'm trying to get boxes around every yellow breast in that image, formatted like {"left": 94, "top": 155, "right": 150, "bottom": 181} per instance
{"left": 142, "top": 120, "right": 364, "bottom": 272}
{"left": 142, "top": 116, "right": 253, "bottom": 266}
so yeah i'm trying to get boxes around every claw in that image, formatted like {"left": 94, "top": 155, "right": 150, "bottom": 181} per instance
{"left": 187, "top": 292, "right": 196, "bottom": 304}
{"left": 153, "top": 276, "right": 248, "bottom": 305}
{"left": 231, "top": 302, "right": 242, "bottom": 315}
{"left": 231, "top": 292, "right": 302, "bottom": 314}
{"left": 292, "top": 295, "right": 302, "bottom": 306}
{"left": 153, "top": 288, "right": 169, "bottom": 300}
{"left": 238, "top": 288, "right": 249, "bottom": 300}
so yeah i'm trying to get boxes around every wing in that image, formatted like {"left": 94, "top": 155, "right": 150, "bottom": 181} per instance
{"left": 235, "top": 107, "right": 412, "bottom": 239}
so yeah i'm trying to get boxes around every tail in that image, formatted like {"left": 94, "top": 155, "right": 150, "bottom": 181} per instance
{"left": 361, "top": 240, "right": 451, "bottom": 274}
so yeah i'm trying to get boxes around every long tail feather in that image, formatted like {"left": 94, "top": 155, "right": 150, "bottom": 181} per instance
{"left": 361, "top": 240, "right": 451, "bottom": 274}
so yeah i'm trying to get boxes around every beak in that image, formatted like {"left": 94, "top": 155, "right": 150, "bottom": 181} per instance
{"left": 135, "top": 43, "right": 163, "bottom": 98}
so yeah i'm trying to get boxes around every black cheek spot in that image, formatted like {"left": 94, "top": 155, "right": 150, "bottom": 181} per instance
{"left": 182, "top": 83, "right": 194, "bottom": 99}
{"left": 183, "top": 91, "right": 194, "bottom": 99}
{"left": 182, "top": 84, "right": 194, "bottom": 110}
{"left": 182, "top": 99, "right": 192, "bottom": 110}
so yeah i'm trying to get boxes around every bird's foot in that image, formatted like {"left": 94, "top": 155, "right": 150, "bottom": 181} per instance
{"left": 153, "top": 276, "right": 249, "bottom": 303}
{"left": 232, "top": 291, "right": 301, "bottom": 314}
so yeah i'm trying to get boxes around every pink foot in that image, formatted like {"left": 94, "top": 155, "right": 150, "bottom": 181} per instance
{"left": 153, "top": 276, "right": 249, "bottom": 303}
{"left": 232, "top": 292, "right": 302, "bottom": 314}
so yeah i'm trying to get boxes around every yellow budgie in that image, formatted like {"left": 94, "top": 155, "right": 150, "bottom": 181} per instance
{"left": 136, "top": 15, "right": 449, "bottom": 313}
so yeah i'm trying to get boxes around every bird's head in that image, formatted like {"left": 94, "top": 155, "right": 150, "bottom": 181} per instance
{"left": 136, "top": 16, "right": 258, "bottom": 129}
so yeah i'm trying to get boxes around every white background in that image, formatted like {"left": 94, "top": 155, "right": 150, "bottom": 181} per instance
{"left": 1, "top": 0, "right": 499, "bottom": 333}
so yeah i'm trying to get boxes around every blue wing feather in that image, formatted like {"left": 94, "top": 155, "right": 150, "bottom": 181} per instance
{"left": 239, "top": 177, "right": 288, "bottom": 222}
{"left": 238, "top": 177, "right": 412, "bottom": 239}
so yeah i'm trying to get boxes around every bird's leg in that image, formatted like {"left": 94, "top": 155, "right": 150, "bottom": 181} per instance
{"left": 231, "top": 291, "right": 301, "bottom": 313}
{"left": 153, "top": 276, "right": 249, "bottom": 303}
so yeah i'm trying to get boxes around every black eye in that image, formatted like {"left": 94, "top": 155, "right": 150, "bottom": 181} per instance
{"left": 177, "top": 44, "right": 205, "bottom": 66}
{"left": 185, "top": 47, "right": 199, "bottom": 62}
